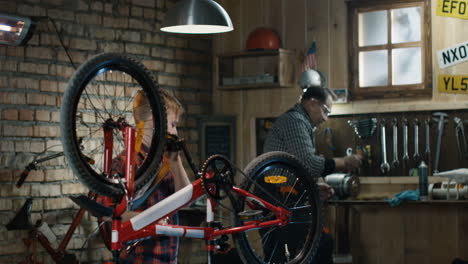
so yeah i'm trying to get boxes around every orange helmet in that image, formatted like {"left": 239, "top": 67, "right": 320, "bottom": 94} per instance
{"left": 246, "top": 28, "right": 281, "bottom": 51}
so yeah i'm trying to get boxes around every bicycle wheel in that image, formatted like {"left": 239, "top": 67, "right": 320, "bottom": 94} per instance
{"left": 61, "top": 53, "right": 167, "bottom": 198}
{"left": 233, "top": 151, "right": 322, "bottom": 264}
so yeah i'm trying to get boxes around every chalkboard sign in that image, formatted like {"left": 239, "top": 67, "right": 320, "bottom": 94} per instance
{"left": 199, "top": 116, "right": 236, "bottom": 162}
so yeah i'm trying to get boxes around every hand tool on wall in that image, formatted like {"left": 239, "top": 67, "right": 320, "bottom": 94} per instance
{"left": 432, "top": 112, "right": 448, "bottom": 174}
{"left": 454, "top": 117, "right": 468, "bottom": 160}
{"left": 424, "top": 118, "right": 431, "bottom": 161}
{"left": 347, "top": 118, "right": 377, "bottom": 139}
{"left": 391, "top": 118, "right": 399, "bottom": 169}
{"left": 413, "top": 118, "right": 420, "bottom": 162}
{"left": 402, "top": 119, "right": 409, "bottom": 176}
{"left": 424, "top": 118, "right": 432, "bottom": 174}
{"left": 380, "top": 119, "right": 390, "bottom": 174}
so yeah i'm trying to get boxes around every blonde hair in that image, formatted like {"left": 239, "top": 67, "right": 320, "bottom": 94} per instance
{"left": 133, "top": 89, "right": 184, "bottom": 124}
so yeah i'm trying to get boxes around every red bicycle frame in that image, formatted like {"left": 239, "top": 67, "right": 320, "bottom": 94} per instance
{"left": 103, "top": 126, "right": 292, "bottom": 262}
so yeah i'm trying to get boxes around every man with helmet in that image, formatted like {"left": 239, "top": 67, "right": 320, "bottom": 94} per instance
{"left": 263, "top": 69, "right": 362, "bottom": 263}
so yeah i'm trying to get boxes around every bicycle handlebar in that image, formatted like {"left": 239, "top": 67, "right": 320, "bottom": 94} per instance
{"left": 16, "top": 152, "right": 65, "bottom": 188}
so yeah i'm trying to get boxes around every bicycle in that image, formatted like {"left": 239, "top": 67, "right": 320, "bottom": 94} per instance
{"left": 7, "top": 152, "right": 97, "bottom": 264}
{"left": 60, "top": 52, "right": 324, "bottom": 264}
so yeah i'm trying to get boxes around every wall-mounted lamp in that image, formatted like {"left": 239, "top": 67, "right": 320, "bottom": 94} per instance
{"left": 0, "top": 13, "right": 35, "bottom": 46}
{"left": 161, "top": 0, "right": 233, "bottom": 34}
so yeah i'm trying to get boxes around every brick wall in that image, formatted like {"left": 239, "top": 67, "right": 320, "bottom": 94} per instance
{"left": 0, "top": 0, "right": 212, "bottom": 263}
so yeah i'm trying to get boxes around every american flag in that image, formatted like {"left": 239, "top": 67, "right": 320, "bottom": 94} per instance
{"left": 301, "top": 41, "right": 317, "bottom": 72}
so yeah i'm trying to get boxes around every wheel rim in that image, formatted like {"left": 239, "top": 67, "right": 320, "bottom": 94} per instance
{"left": 71, "top": 64, "right": 162, "bottom": 188}
{"left": 238, "top": 160, "right": 321, "bottom": 264}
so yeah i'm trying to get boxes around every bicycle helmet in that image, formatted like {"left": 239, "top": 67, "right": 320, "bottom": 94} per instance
{"left": 298, "top": 69, "right": 326, "bottom": 91}
{"left": 245, "top": 28, "right": 281, "bottom": 51}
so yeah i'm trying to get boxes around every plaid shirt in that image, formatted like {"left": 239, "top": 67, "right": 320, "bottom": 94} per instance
{"left": 263, "top": 103, "right": 325, "bottom": 178}
{"left": 111, "top": 150, "right": 179, "bottom": 264}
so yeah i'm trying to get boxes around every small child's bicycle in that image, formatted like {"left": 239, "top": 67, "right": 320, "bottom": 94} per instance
{"left": 60, "top": 53, "right": 324, "bottom": 264}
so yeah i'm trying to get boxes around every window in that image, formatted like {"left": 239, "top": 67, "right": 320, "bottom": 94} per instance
{"left": 347, "top": 0, "right": 432, "bottom": 99}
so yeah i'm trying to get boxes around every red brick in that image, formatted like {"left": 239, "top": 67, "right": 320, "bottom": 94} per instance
{"left": 142, "top": 60, "right": 164, "bottom": 71}
{"left": 14, "top": 141, "right": 31, "bottom": 152}
{"left": 45, "top": 169, "right": 73, "bottom": 181}
{"left": 125, "top": 43, "right": 150, "bottom": 55}
{"left": 44, "top": 197, "right": 74, "bottom": 210}
{"left": 40, "top": 33, "right": 61, "bottom": 46}
{"left": 50, "top": 111, "right": 60, "bottom": 122}
{"left": 129, "top": 18, "right": 152, "bottom": 31}
{"left": 132, "top": 0, "right": 155, "bottom": 7}
{"left": 76, "top": 13, "right": 102, "bottom": 25}
{"left": 0, "top": 92, "right": 26, "bottom": 104}
{"left": 31, "top": 184, "right": 61, "bottom": 196}
{"left": 27, "top": 93, "right": 46, "bottom": 105}
{"left": 26, "top": 47, "right": 54, "bottom": 60}
{"left": 2, "top": 109, "right": 18, "bottom": 120}
{"left": 17, "top": 4, "right": 46, "bottom": 16}
{"left": 143, "top": 8, "right": 155, "bottom": 19}
{"left": 30, "top": 141, "right": 45, "bottom": 153}
{"left": 158, "top": 75, "right": 180, "bottom": 87}
{"left": 131, "top": 6, "right": 143, "bottom": 16}
{"left": 0, "top": 170, "right": 13, "bottom": 182}
{"left": 45, "top": 94, "right": 57, "bottom": 106}
{"left": 62, "top": 183, "right": 87, "bottom": 194}
{"left": 19, "top": 109, "right": 34, "bottom": 121}
{"left": 0, "top": 76, "right": 7, "bottom": 88}
{"left": 47, "top": 9, "right": 74, "bottom": 21}
{"left": 0, "top": 141, "right": 14, "bottom": 152}
{"left": 20, "top": 169, "right": 45, "bottom": 182}
{"left": 40, "top": 80, "right": 58, "bottom": 92}
{"left": 33, "top": 125, "right": 60, "bottom": 137}
{"left": 103, "top": 17, "right": 128, "bottom": 28}
{"left": 6, "top": 46, "right": 25, "bottom": 57}
{"left": 69, "top": 38, "right": 97, "bottom": 51}
{"left": 11, "top": 77, "right": 40, "bottom": 90}
{"left": 19, "top": 62, "right": 48, "bottom": 74}
{"left": 35, "top": 109, "right": 50, "bottom": 121}
{"left": 3, "top": 125, "right": 33, "bottom": 137}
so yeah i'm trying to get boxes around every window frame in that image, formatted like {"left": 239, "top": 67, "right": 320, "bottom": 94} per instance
{"left": 347, "top": 0, "right": 432, "bottom": 99}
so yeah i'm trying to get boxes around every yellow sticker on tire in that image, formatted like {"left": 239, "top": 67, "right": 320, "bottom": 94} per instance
{"left": 264, "top": 176, "right": 287, "bottom": 184}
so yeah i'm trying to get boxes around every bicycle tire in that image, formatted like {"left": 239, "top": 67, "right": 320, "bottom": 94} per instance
{"left": 233, "top": 151, "right": 323, "bottom": 264}
{"left": 61, "top": 53, "right": 167, "bottom": 198}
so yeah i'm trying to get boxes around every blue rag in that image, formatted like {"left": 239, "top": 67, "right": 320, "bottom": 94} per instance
{"left": 386, "top": 190, "right": 420, "bottom": 207}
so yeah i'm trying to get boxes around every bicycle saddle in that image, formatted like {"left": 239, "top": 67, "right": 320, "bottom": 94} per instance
{"left": 7, "top": 198, "right": 35, "bottom": 230}
{"left": 69, "top": 195, "right": 113, "bottom": 218}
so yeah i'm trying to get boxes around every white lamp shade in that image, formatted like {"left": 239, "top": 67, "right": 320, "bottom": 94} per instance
{"left": 161, "top": 0, "right": 233, "bottom": 34}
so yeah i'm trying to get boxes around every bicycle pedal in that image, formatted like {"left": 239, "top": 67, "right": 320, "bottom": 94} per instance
{"left": 237, "top": 210, "right": 263, "bottom": 221}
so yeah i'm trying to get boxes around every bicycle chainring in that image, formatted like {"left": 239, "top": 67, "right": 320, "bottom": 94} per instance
{"left": 200, "top": 155, "right": 234, "bottom": 200}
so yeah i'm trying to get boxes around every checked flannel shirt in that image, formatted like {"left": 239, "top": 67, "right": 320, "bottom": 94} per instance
{"left": 110, "top": 148, "right": 179, "bottom": 264}
{"left": 263, "top": 103, "right": 326, "bottom": 178}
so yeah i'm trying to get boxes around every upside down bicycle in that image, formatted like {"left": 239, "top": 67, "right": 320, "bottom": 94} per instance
{"left": 60, "top": 53, "right": 324, "bottom": 264}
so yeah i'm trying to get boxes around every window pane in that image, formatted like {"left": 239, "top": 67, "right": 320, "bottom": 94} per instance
{"left": 391, "top": 7, "right": 421, "bottom": 44}
{"left": 359, "top": 50, "right": 388, "bottom": 87}
{"left": 358, "top": 10, "right": 387, "bottom": 47}
{"left": 392, "top": 47, "right": 422, "bottom": 85}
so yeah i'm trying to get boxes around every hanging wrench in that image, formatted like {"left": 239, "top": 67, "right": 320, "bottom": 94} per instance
{"left": 424, "top": 118, "right": 431, "bottom": 161}
{"left": 380, "top": 119, "right": 390, "bottom": 173}
{"left": 391, "top": 118, "right": 399, "bottom": 169}
{"left": 454, "top": 117, "right": 468, "bottom": 160}
{"left": 413, "top": 118, "right": 420, "bottom": 161}
{"left": 402, "top": 118, "right": 410, "bottom": 162}
{"left": 432, "top": 112, "right": 448, "bottom": 174}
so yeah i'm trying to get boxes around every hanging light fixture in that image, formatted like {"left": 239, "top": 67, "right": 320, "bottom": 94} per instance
{"left": 0, "top": 13, "right": 35, "bottom": 46}
{"left": 161, "top": 0, "right": 233, "bottom": 34}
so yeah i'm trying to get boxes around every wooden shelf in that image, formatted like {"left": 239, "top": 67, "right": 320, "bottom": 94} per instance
{"left": 214, "top": 48, "right": 296, "bottom": 90}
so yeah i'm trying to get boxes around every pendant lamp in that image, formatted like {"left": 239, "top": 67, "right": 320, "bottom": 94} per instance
{"left": 161, "top": 0, "right": 233, "bottom": 34}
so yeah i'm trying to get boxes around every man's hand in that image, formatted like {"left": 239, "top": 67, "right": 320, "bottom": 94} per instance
{"left": 318, "top": 182, "right": 335, "bottom": 200}
{"left": 343, "top": 154, "right": 362, "bottom": 171}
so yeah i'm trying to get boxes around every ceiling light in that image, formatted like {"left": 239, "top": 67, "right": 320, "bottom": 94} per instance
{"left": 0, "top": 13, "right": 35, "bottom": 46}
{"left": 161, "top": 0, "right": 233, "bottom": 34}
